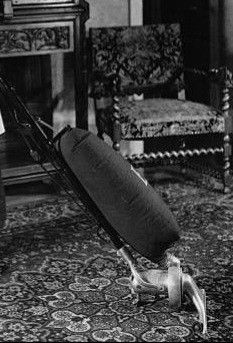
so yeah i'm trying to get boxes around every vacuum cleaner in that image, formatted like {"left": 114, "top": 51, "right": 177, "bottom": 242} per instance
{"left": 0, "top": 76, "right": 207, "bottom": 334}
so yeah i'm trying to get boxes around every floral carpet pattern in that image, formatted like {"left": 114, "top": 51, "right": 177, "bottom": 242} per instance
{"left": 0, "top": 182, "right": 232, "bottom": 342}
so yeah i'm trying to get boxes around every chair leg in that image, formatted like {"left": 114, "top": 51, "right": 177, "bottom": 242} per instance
{"left": 0, "top": 167, "right": 6, "bottom": 230}
{"left": 112, "top": 96, "right": 121, "bottom": 152}
{"left": 95, "top": 107, "right": 105, "bottom": 141}
{"left": 97, "top": 128, "right": 104, "bottom": 140}
{"left": 223, "top": 136, "right": 231, "bottom": 193}
{"left": 112, "top": 121, "right": 121, "bottom": 152}
{"left": 221, "top": 73, "right": 232, "bottom": 193}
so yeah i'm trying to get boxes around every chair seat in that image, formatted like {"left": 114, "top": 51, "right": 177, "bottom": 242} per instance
{"left": 117, "top": 98, "right": 224, "bottom": 139}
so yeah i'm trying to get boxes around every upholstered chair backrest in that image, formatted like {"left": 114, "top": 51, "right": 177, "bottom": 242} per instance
{"left": 90, "top": 23, "right": 183, "bottom": 98}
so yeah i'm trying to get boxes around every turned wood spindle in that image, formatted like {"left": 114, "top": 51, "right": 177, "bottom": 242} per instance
{"left": 112, "top": 95, "right": 121, "bottom": 152}
{"left": 222, "top": 73, "right": 232, "bottom": 192}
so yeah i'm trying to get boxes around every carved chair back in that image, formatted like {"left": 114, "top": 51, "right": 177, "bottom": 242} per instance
{"left": 90, "top": 23, "right": 183, "bottom": 98}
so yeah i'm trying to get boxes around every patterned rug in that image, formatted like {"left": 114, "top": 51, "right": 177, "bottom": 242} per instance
{"left": 0, "top": 182, "right": 232, "bottom": 342}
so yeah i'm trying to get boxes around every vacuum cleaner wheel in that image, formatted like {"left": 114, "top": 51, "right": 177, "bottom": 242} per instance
{"left": 167, "top": 266, "right": 182, "bottom": 309}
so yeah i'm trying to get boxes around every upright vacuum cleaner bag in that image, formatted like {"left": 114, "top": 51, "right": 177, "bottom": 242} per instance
{"left": 58, "top": 128, "right": 180, "bottom": 262}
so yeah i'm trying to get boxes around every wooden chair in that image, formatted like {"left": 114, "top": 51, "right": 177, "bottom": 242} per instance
{"left": 89, "top": 23, "right": 233, "bottom": 192}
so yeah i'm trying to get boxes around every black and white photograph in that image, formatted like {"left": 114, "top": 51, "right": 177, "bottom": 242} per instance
{"left": 0, "top": 0, "right": 232, "bottom": 341}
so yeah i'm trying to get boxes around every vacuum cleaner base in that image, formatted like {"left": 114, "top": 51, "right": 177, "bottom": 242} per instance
{"left": 118, "top": 247, "right": 207, "bottom": 334}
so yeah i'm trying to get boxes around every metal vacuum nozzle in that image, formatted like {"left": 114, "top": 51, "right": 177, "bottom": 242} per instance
{"left": 118, "top": 246, "right": 207, "bottom": 335}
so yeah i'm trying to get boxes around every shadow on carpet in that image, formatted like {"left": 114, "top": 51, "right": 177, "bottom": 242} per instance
{"left": 0, "top": 182, "right": 232, "bottom": 342}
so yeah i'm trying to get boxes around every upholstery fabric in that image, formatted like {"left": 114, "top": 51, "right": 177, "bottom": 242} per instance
{"left": 59, "top": 128, "right": 179, "bottom": 262}
{"left": 90, "top": 24, "right": 183, "bottom": 97}
{"left": 99, "top": 98, "right": 224, "bottom": 139}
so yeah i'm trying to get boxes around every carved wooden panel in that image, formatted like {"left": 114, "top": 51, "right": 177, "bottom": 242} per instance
{"left": 0, "top": 22, "right": 74, "bottom": 57}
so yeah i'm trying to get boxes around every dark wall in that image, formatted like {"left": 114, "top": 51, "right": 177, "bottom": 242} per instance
{"left": 143, "top": 0, "right": 211, "bottom": 104}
